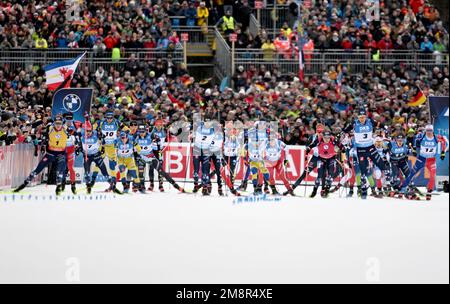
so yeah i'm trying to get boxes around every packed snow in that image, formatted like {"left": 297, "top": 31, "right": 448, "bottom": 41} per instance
{"left": 0, "top": 183, "right": 448, "bottom": 284}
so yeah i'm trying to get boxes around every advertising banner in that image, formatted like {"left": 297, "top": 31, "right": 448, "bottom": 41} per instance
{"left": 51, "top": 88, "right": 92, "bottom": 123}
{"left": 429, "top": 96, "right": 449, "bottom": 189}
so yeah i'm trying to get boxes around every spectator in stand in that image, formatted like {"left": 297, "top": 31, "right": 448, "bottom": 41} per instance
{"left": 216, "top": 9, "right": 236, "bottom": 35}
{"left": 234, "top": 0, "right": 252, "bottom": 33}
{"left": 261, "top": 39, "right": 276, "bottom": 61}
{"left": 363, "top": 34, "right": 377, "bottom": 49}
{"left": 377, "top": 35, "right": 393, "bottom": 50}
{"left": 169, "top": 2, "right": 184, "bottom": 27}
{"left": 329, "top": 32, "right": 341, "bottom": 49}
{"left": 197, "top": 2, "right": 209, "bottom": 26}
{"left": 433, "top": 36, "right": 446, "bottom": 53}
{"left": 93, "top": 38, "right": 107, "bottom": 57}
{"left": 341, "top": 36, "right": 353, "bottom": 50}
{"left": 274, "top": 32, "right": 291, "bottom": 59}
{"left": 407, "top": 35, "right": 420, "bottom": 50}
{"left": 35, "top": 36, "right": 48, "bottom": 49}
{"left": 185, "top": 2, "right": 197, "bottom": 27}
{"left": 420, "top": 36, "right": 434, "bottom": 52}
{"left": 409, "top": 0, "right": 425, "bottom": 14}
{"left": 156, "top": 31, "right": 170, "bottom": 50}
{"left": 104, "top": 32, "right": 120, "bottom": 50}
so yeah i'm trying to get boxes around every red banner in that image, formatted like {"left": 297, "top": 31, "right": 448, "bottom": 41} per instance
{"left": 161, "top": 143, "right": 318, "bottom": 182}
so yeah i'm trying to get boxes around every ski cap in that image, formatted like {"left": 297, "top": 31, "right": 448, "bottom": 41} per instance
{"left": 425, "top": 124, "right": 434, "bottom": 131}
{"left": 54, "top": 115, "right": 63, "bottom": 124}
{"left": 358, "top": 108, "right": 367, "bottom": 116}
{"left": 138, "top": 125, "right": 146, "bottom": 133}
{"left": 105, "top": 110, "right": 114, "bottom": 118}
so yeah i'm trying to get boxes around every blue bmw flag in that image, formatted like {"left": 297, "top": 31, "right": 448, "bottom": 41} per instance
{"left": 51, "top": 88, "right": 93, "bottom": 123}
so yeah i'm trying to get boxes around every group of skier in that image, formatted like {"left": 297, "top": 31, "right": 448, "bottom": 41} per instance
{"left": 13, "top": 108, "right": 448, "bottom": 201}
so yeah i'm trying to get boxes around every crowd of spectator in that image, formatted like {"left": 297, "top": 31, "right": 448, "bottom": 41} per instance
{"left": 0, "top": 0, "right": 256, "bottom": 51}
{"left": 227, "top": 0, "right": 448, "bottom": 61}
{"left": 1, "top": 0, "right": 449, "bottom": 147}
{"left": 1, "top": 56, "right": 448, "bottom": 146}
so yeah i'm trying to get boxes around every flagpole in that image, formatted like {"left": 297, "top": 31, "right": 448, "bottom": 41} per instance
{"left": 297, "top": 0, "right": 304, "bottom": 81}
{"left": 427, "top": 96, "right": 432, "bottom": 124}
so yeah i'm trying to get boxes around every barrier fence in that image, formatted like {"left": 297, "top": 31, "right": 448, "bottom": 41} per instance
{"left": 214, "top": 28, "right": 232, "bottom": 81}
{"left": 233, "top": 49, "right": 449, "bottom": 76}
{"left": 249, "top": 14, "right": 261, "bottom": 38}
{"left": 176, "top": 26, "right": 215, "bottom": 45}
{"left": 259, "top": 4, "right": 292, "bottom": 34}
{"left": 0, "top": 144, "right": 43, "bottom": 190}
{"left": 0, "top": 48, "right": 184, "bottom": 71}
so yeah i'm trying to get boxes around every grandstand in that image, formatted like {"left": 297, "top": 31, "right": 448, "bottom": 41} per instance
{"left": 1, "top": 1, "right": 448, "bottom": 144}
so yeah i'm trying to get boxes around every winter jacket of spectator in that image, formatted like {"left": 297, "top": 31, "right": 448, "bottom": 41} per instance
{"left": 197, "top": 7, "right": 209, "bottom": 26}
{"left": 184, "top": 7, "right": 197, "bottom": 26}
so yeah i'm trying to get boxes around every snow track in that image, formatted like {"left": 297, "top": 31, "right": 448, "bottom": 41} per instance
{"left": 0, "top": 183, "right": 448, "bottom": 283}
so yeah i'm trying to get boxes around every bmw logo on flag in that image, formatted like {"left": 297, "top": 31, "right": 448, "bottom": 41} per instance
{"left": 62, "top": 94, "right": 82, "bottom": 112}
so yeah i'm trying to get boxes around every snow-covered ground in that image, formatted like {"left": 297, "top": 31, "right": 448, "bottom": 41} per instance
{"left": 0, "top": 183, "right": 448, "bottom": 284}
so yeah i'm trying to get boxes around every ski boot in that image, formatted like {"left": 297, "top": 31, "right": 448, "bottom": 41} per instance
{"left": 361, "top": 187, "right": 368, "bottom": 200}
{"left": 109, "top": 182, "right": 122, "bottom": 195}
{"left": 218, "top": 184, "right": 224, "bottom": 196}
{"left": 132, "top": 183, "right": 138, "bottom": 193}
{"left": 239, "top": 180, "right": 248, "bottom": 191}
{"left": 371, "top": 187, "right": 383, "bottom": 198}
{"left": 230, "top": 188, "right": 240, "bottom": 196}
{"left": 159, "top": 182, "right": 164, "bottom": 192}
{"left": 123, "top": 182, "right": 130, "bottom": 194}
{"left": 61, "top": 182, "right": 66, "bottom": 193}
{"left": 13, "top": 181, "right": 29, "bottom": 193}
{"left": 389, "top": 189, "right": 398, "bottom": 198}
{"left": 202, "top": 184, "right": 210, "bottom": 196}
{"left": 71, "top": 183, "right": 77, "bottom": 195}
{"left": 270, "top": 185, "right": 279, "bottom": 195}
{"left": 207, "top": 183, "right": 212, "bottom": 195}
{"left": 148, "top": 182, "right": 154, "bottom": 192}
{"left": 377, "top": 187, "right": 384, "bottom": 198}
{"left": 55, "top": 184, "right": 63, "bottom": 196}
{"left": 283, "top": 188, "right": 295, "bottom": 196}
{"left": 357, "top": 187, "right": 362, "bottom": 198}
{"left": 253, "top": 184, "right": 263, "bottom": 195}
{"left": 193, "top": 182, "right": 201, "bottom": 193}
{"left": 406, "top": 192, "right": 420, "bottom": 200}
{"left": 263, "top": 183, "right": 270, "bottom": 194}
{"left": 320, "top": 186, "right": 330, "bottom": 198}
{"left": 426, "top": 190, "right": 432, "bottom": 201}
{"left": 310, "top": 186, "right": 318, "bottom": 198}
{"left": 346, "top": 187, "right": 354, "bottom": 198}
{"left": 138, "top": 184, "right": 146, "bottom": 194}
{"left": 85, "top": 181, "right": 93, "bottom": 194}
